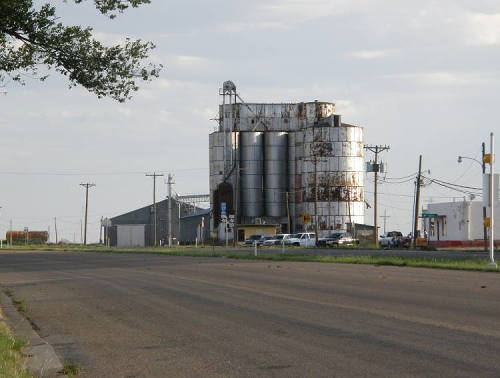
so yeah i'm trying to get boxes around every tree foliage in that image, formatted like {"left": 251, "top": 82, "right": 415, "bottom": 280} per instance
{"left": 0, "top": 0, "right": 161, "bottom": 102}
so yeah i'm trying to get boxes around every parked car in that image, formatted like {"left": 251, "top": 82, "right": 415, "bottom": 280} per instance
{"left": 262, "top": 236, "right": 277, "bottom": 246}
{"left": 327, "top": 233, "right": 359, "bottom": 247}
{"left": 287, "top": 232, "right": 316, "bottom": 247}
{"left": 244, "top": 234, "right": 265, "bottom": 246}
{"left": 263, "top": 234, "right": 292, "bottom": 246}
{"left": 317, "top": 232, "right": 345, "bottom": 247}
{"left": 379, "top": 231, "right": 404, "bottom": 248}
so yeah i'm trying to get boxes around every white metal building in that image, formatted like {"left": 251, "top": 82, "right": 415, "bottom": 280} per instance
{"left": 424, "top": 201, "right": 499, "bottom": 242}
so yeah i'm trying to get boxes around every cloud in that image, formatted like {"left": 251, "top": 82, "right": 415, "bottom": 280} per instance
{"left": 217, "top": 0, "right": 373, "bottom": 32}
{"left": 172, "top": 55, "right": 211, "bottom": 66}
{"left": 465, "top": 12, "right": 500, "bottom": 45}
{"left": 382, "top": 71, "right": 500, "bottom": 87}
{"left": 219, "top": 21, "right": 288, "bottom": 32}
{"left": 259, "top": 0, "right": 372, "bottom": 23}
{"left": 349, "top": 49, "right": 393, "bottom": 60}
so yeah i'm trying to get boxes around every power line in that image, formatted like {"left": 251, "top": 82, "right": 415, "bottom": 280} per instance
{"left": 423, "top": 176, "right": 481, "bottom": 190}
{"left": 0, "top": 168, "right": 208, "bottom": 176}
{"left": 380, "top": 172, "right": 418, "bottom": 180}
{"left": 377, "top": 177, "right": 416, "bottom": 184}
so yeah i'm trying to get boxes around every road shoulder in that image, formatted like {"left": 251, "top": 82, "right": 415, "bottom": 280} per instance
{"left": 0, "top": 291, "right": 64, "bottom": 377}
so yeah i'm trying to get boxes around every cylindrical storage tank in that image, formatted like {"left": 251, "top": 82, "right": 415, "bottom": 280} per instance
{"left": 298, "top": 125, "right": 364, "bottom": 234}
{"left": 264, "top": 132, "right": 288, "bottom": 217}
{"left": 288, "top": 132, "right": 296, "bottom": 228}
{"left": 209, "top": 132, "right": 228, "bottom": 213}
{"left": 240, "top": 132, "right": 264, "bottom": 217}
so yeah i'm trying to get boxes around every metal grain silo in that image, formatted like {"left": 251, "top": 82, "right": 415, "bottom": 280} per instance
{"left": 264, "top": 132, "right": 288, "bottom": 217}
{"left": 240, "top": 132, "right": 264, "bottom": 217}
{"left": 298, "top": 124, "right": 364, "bottom": 234}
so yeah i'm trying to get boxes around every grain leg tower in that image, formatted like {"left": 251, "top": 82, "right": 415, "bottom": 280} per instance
{"left": 209, "top": 81, "right": 364, "bottom": 242}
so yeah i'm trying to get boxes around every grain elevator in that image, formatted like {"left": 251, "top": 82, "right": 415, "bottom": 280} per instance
{"left": 209, "top": 81, "right": 364, "bottom": 241}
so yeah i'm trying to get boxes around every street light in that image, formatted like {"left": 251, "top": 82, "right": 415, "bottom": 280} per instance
{"left": 457, "top": 155, "right": 482, "bottom": 167}
{"left": 457, "top": 147, "right": 487, "bottom": 252}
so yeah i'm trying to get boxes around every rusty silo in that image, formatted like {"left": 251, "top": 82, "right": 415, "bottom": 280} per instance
{"left": 208, "top": 81, "right": 364, "bottom": 241}
{"left": 295, "top": 122, "right": 364, "bottom": 233}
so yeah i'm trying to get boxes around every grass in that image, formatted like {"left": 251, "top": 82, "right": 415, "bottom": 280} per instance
{"left": 62, "top": 361, "right": 82, "bottom": 377}
{"left": 12, "top": 300, "right": 26, "bottom": 315}
{"left": 3, "top": 289, "right": 40, "bottom": 332}
{"left": 0, "top": 324, "right": 31, "bottom": 378}
{"left": 4, "top": 244, "right": 500, "bottom": 273}
{"left": 4, "top": 289, "right": 27, "bottom": 315}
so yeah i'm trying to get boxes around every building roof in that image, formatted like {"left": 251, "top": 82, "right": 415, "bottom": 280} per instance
{"left": 181, "top": 209, "right": 210, "bottom": 220}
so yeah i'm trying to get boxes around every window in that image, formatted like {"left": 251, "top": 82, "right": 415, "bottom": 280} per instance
{"left": 441, "top": 217, "right": 447, "bottom": 237}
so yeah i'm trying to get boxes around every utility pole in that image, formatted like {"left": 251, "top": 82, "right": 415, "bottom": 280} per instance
{"left": 80, "top": 183, "right": 95, "bottom": 246}
{"left": 482, "top": 142, "right": 488, "bottom": 252}
{"left": 54, "top": 217, "right": 58, "bottom": 244}
{"left": 9, "top": 219, "right": 12, "bottom": 246}
{"left": 304, "top": 129, "right": 326, "bottom": 245}
{"left": 99, "top": 216, "right": 103, "bottom": 244}
{"left": 314, "top": 153, "right": 319, "bottom": 246}
{"left": 380, "top": 209, "right": 390, "bottom": 235}
{"left": 167, "top": 174, "right": 174, "bottom": 248}
{"left": 146, "top": 172, "right": 164, "bottom": 247}
{"left": 413, "top": 155, "right": 423, "bottom": 248}
{"left": 364, "top": 145, "right": 390, "bottom": 248}
{"left": 486, "top": 132, "right": 496, "bottom": 267}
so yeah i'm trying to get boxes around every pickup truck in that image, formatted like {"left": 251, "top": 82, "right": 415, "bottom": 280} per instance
{"left": 287, "top": 232, "right": 316, "bottom": 247}
{"left": 243, "top": 234, "right": 265, "bottom": 247}
{"left": 379, "top": 231, "right": 404, "bottom": 248}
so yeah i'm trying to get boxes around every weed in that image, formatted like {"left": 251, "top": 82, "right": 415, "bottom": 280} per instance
{"left": 0, "top": 324, "right": 31, "bottom": 378}
{"left": 63, "top": 361, "right": 82, "bottom": 376}
{"left": 12, "top": 300, "right": 26, "bottom": 315}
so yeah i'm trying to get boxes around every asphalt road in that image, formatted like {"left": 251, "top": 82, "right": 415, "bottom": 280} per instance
{"left": 1, "top": 251, "right": 500, "bottom": 377}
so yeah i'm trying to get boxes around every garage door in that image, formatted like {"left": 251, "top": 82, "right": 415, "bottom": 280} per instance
{"left": 117, "top": 225, "right": 145, "bottom": 247}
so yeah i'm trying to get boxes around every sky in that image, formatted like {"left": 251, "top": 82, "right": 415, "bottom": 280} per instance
{"left": 1, "top": 0, "right": 498, "bottom": 242}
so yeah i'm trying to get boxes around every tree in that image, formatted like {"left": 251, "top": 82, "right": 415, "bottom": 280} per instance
{"left": 0, "top": 0, "right": 162, "bottom": 102}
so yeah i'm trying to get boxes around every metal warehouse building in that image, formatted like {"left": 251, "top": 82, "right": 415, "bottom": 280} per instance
{"left": 105, "top": 199, "right": 209, "bottom": 247}
{"left": 209, "top": 81, "right": 365, "bottom": 242}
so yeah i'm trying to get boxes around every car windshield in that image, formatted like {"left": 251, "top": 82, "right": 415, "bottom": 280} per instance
{"left": 275, "top": 235, "right": 284, "bottom": 240}
{"left": 387, "top": 231, "right": 402, "bottom": 237}
{"left": 328, "top": 233, "right": 344, "bottom": 239}
{"left": 264, "top": 236, "right": 274, "bottom": 240}
{"left": 248, "top": 235, "right": 262, "bottom": 240}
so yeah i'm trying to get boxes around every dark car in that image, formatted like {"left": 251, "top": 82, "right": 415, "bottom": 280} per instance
{"left": 244, "top": 234, "right": 265, "bottom": 246}
{"left": 316, "top": 232, "right": 345, "bottom": 247}
{"left": 330, "top": 234, "right": 359, "bottom": 246}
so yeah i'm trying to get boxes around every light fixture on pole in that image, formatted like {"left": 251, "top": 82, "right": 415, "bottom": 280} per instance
{"left": 458, "top": 148, "right": 488, "bottom": 252}
{"left": 457, "top": 155, "right": 482, "bottom": 167}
